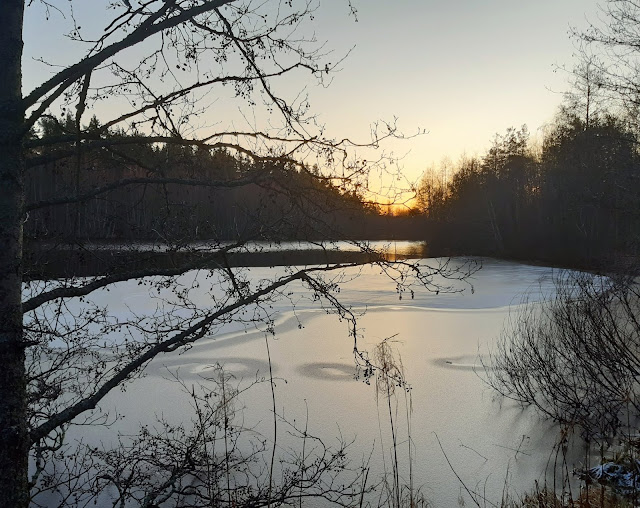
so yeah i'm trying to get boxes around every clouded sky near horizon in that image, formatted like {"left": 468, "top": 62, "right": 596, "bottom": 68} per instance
{"left": 23, "top": 0, "right": 604, "bottom": 185}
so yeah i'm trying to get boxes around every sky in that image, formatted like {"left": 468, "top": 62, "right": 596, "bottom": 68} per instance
{"left": 22, "top": 0, "right": 604, "bottom": 187}
{"left": 304, "top": 0, "right": 603, "bottom": 180}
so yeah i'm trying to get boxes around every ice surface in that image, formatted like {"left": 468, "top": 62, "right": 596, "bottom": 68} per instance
{"left": 30, "top": 257, "right": 588, "bottom": 506}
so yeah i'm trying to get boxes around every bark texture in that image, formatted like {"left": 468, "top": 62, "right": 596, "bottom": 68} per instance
{"left": 0, "top": 1, "right": 28, "bottom": 507}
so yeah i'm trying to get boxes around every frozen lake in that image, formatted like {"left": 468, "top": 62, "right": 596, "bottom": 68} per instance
{"left": 32, "top": 256, "right": 586, "bottom": 506}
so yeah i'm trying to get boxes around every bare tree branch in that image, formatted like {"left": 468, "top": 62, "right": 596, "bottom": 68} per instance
{"left": 29, "top": 262, "right": 360, "bottom": 443}
{"left": 23, "top": 0, "right": 236, "bottom": 111}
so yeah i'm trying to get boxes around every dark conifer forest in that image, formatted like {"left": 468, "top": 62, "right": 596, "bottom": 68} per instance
{"left": 416, "top": 111, "right": 640, "bottom": 268}
{"left": 28, "top": 108, "right": 640, "bottom": 272}
{"left": 26, "top": 114, "right": 389, "bottom": 242}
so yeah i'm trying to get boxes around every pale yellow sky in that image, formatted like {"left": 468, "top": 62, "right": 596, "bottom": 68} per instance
{"left": 303, "top": 1, "right": 603, "bottom": 182}
{"left": 23, "top": 0, "right": 603, "bottom": 191}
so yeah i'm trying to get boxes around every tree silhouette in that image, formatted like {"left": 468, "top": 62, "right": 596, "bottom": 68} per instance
{"left": 0, "top": 2, "right": 469, "bottom": 506}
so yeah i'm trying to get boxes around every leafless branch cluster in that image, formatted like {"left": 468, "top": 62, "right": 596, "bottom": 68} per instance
{"left": 29, "top": 366, "right": 375, "bottom": 507}
{"left": 22, "top": 246, "right": 474, "bottom": 504}
{"left": 23, "top": 0, "right": 412, "bottom": 196}
{"left": 485, "top": 269, "right": 640, "bottom": 440}
{"left": 571, "top": 0, "right": 640, "bottom": 127}
{"left": 0, "top": 1, "right": 469, "bottom": 505}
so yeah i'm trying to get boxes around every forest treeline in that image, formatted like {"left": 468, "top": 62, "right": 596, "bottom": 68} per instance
{"left": 415, "top": 108, "right": 640, "bottom": 268}
{"left": 28, "top": 106, "right": 640, "bottom": 270}
{"left": 25, "top": 114, "right": 424, "bottom": 246}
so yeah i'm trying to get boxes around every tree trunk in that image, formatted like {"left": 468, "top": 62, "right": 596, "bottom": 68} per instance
{"left": 0, "top": 1, "right": 28, "bottom": 507}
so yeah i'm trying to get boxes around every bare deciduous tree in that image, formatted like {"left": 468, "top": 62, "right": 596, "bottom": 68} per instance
{"left": 574, "top": 0, "right": 640, "bottom": 125}
{"left": 485, "top": 269, "right": 640, "bottom": 441}
{"left": 0, "top": 1, "right": 473, "bottom": 506}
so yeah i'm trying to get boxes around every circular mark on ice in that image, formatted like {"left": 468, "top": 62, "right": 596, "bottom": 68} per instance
{"left": 158, "top": 357, "right": 272, "bottom": 379}
{"left": 297, "top": 362, "right": 356, "bottom": 381}
{"left": 196, "top": 357, "right": 273, "bottom": 378}
{"left": 432, "top": 355, "right": 485, "bottom": 371}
